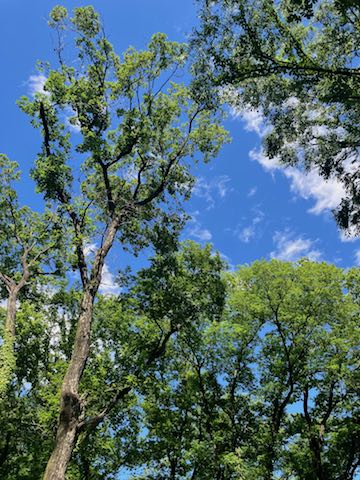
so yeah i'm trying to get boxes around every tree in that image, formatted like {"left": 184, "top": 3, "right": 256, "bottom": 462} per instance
{"left": 0, "top": 154, "right": 63, "bottom": 396}
{"left": 127, "top": 259, "right": 359, "bottom": 479}
{"left": 194, "top": 0, "right": 360, "bottom": 234}
{"left": 0, "top": 240, "right": 226, "bottom": 479}
{"left": 16, "top": 6, "right": 227, "bottom": 478}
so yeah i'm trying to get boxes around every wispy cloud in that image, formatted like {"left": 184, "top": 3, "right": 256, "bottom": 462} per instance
{"left": 187, "top": 211, "right": 212, "bottom": 242}
{"left": 193, "top": 175, "right": 232, "bottom": 208}
{"left": 232, "top": 208, "right": 265, "bottom": 243}
{"left": 247, "top": 187, "right": 257, "bottom": 197}
{"left": 238, "top": 225, "right": 256, "bottom": 243}
{"left": 190, "top": 226, "right": 212, "bottom": 241}
{"left": 99, "top": 263, "right": 121, "bottom": 295}
{"left": 271, "top": 230, "right": 322, "bottom": 262}
{"left": 28, "top": 74, "right": 49, "bottom": 97}
{"left": 354, "top": 249, "right": 360, "bottom": 266}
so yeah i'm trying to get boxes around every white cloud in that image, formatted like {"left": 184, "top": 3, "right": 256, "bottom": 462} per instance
{"left": 237, "top": 108, "right": 267, "bottom": 136}
{"left": 28, "top": 74, "right": 49, "bottom": 97}
{"left": 83, "top": 244, "right": 120, "bottom": 295}
{"left": 65, "top": 106, "right": 81, "bottom": 133}
{"left": 250, "top": 148, "right": 345, "bottom": 220}
{"left": 271, "top": 230, "right": 322, "bottom": 262}
{"left": 354, "top": 249, "right": 360, "bottom": 266}
{"left": 99, "top": 263, "right": 120, "bottom": 296}
{"left": 237, "top": 100, "right": 349, "bottom": 237}
{"left": 190, "top": 226, "right": 212, "bottom": 241}
{"left": 84, "top": 243, "right": 97, "bottom": 257}
{"left": 284, "top": 167, "right": 345, "bottom": 215}
{"left": 250, "top": 148, "right": 280, "bottom": 171}
{"left": 235, "top": 208, "right": 265, "bottom": 243}
{"left": 248, "top": 187, "right": 257, "bottom": 197}
{"left": 284, "top": 96, "right": 300, "bottom": 108}
{"left": 339, "top": 225, "right": 359, "bottom": 243}
{"left": 193, "top": 175, "right": 232, "bottom": 208}
{"left": 238, "top": 225, "right": 255, "bottom": 243}
{"left": 229, "top": 102, "right": 270, "bottom": 137}
{"left": 187, "top": 212, "right": 213, "bottom": 242}
{"left": 0, "top": 299, "right": 7, "bottom": 308}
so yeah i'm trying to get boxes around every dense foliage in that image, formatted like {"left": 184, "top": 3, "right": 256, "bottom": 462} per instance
{"left": 0, "top": 3, "right": 359, "bottom": 479}
{"left": 194, "top": 0, "right": 360, "bottom": 234}
{"left": 1, "top": 249, "right": 359, "bottom": 479}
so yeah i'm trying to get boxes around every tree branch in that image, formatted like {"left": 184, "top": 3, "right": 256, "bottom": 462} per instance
{"left": 135, "top": 109, "right": 201, "bottom": 206}
{"left": 0, "top": 272, "right": 13, "bottom": 290}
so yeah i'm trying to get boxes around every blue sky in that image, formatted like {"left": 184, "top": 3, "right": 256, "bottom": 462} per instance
{"left": 1, "top": 0, "right": 360, "bottom": 296}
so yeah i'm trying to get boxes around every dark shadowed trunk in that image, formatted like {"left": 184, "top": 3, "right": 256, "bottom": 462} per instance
{"left": 303, "top": 385, "right": 327, "bottom": 480}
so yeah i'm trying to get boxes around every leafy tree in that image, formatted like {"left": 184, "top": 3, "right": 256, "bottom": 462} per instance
{"left": 194, "top": 0, "right": 360, "bottom": 234}
{"left": 127, "top": 260, "right": 359, "bottom": 479}
{"left": 15, "top": 5, "right": 227, "bottom": 478}
{"left": 0, "top": 241, "right": 226, "bottom": 480}
{"left": 0, "top": 155, "right": 63, "bottom": 396}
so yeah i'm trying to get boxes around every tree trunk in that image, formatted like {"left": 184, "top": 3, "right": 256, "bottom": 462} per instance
{"left": 309, "top": 435, "right": 325, "bottom": 480}
{"left": 43, "top": 290, "right": 94, "bottom": 480}
{"left": 43, "top": 218, "right": 119, "bottom": 479}
{"left": 0, "top": 289, "right": 18, "bottom": 396}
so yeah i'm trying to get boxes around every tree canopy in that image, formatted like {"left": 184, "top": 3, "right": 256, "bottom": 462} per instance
{"left": 1, "top": 247, "right": 359, "bottom": 479}
{"left": 0, "top": 3, "right": 359, "bottom": 480}
{"left": 194, "top": 0, "right": 360, "bottom": 234}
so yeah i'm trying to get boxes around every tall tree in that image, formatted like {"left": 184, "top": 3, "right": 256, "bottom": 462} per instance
{"left": 18, "top": 6, "right": 227, "bottom": 478}
{"left": 0, "top": 154, "right": 62, "bottom": 396}
{"left": 194, "top": 0, "right": 360, "bottom": 234}
{"left": 128, "top": 259, "right": 359, "bottom": 479}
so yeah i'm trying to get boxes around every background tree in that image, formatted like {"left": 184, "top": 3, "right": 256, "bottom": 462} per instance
{"left": 18, "top": 6, "right": 227, "bottom": 478}
{"left": 194, "top": 0, "right": 360, "bottom": 234}
{"left": 126, "top": 259, "right": 359, "bottom": 480}
{"left": 0, "top": 154, "right": 63, "bottom": 396}
{"left": 0, "top": 241, "right": 226, "bottom": 480}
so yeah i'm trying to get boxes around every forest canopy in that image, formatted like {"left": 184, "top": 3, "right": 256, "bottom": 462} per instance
{"left": 1, "top": 248, "right": 359, "bottom": 479}
{"left": 194, "top": 0, "right": 360, "bottom": 234}
{"left": 0, "top": 3, "right": 359, "bottom": 480}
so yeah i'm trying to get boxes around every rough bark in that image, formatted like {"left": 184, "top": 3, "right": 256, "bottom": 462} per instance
{"left": 43, "top": 217, "right": 120, "bottom": 480}
{"left": 43, "top": 289, "right": 93, "bottom": 480}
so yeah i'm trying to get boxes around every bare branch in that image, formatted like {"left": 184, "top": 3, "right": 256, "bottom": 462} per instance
{"left": 98, "top": 160, "right": 115, "bottom": 216}
{"left": 132, "top": 152, "right": 150, "bottom": 201}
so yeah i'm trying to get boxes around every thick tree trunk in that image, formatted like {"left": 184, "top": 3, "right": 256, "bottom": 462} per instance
{"left": 309, "top": 435, "right": 326, "bottom": 480}
{"left": 43, "top": 290, "right": 94, "bottom": 480}
{"left": 44, "top": 217, "right": 120, "bottom": 479}
{"left": 0, "top": 289, "right": 18, "bottom": 396}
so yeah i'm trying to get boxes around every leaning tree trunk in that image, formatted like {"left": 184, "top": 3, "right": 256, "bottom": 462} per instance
{"left": 43, "top": 289, "right": 94, "bottom": 480}
{"left": 44, "top": 217, "right": 120, "bottom": 480}
{"left": 0, "top": 288, "right": 18, "bottom": 396}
